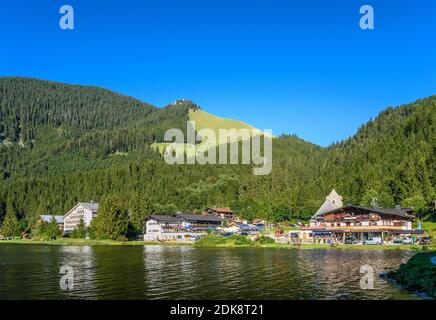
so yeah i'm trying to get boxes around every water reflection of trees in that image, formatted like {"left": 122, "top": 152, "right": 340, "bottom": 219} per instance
{"left": 91, "top": 246, "right": 145, "bottom": 299}
{"left": 143, "top": 245, "right": 197, "bottom": 299}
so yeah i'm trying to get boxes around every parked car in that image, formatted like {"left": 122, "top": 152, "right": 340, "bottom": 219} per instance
{"left": 393, "top": 237, "right": 404, "bottom": 244}
{"left": 364, "top": 237, "right": 383, "bottom": 245}
{"left": 402, "top": 237, "right": 413, "bottom": 245}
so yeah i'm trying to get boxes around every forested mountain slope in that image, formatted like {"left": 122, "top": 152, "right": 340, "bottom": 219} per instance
{"left": 0, "top": 77, "right": 191, "bottom": 178}
{"left": 0, "top": 77, "right": 434, "bottom": 224}
{"left": 329, "top": 97, "right": 435, "bottom": 210}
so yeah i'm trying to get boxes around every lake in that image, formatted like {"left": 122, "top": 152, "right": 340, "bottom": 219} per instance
{"left": 0, "top": 244, "right": 420, "bottom": 300}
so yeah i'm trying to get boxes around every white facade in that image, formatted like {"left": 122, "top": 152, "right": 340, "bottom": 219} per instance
{"left": 144, "top": 219, "right": 164, "bottom": 239}
{"left": 144, "top": 218, "right": 202, "bottom": 242}
{"left": 320, "top": 219, "right": 412, "bottom": 230}
{"left": 64, "top": 202, "right": 99, "bottom": 233}
{"left": 289, "top": 230, "right": 313, "bottom": 243}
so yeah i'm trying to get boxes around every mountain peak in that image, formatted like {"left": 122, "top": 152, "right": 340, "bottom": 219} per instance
{"left": 171, "top": 99, "right": 201, "bottom": 111}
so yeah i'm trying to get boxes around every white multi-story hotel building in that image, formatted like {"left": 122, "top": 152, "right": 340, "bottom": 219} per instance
{"left": 63, "top": 202, "right": 99, "bottom": 233}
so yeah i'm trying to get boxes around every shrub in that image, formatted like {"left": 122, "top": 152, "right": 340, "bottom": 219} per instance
{"left": 254, "top": 236, "right": 275, "bottom": 245}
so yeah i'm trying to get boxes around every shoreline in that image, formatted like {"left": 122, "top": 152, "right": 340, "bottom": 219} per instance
{"left": 1, "top": 239, "right": 435, "bottom": 250}
{"left": 386, "top": 252, "right": 436, "bottom": 298}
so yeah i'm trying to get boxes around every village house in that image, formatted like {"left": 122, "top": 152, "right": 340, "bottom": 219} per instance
{"left": 63, "top": 202, "right": 99, "bottom": 233}
{"left": 204, "top": 207, "right": 235, "bottom": 220}
{"left": 38, "top": 215, "right": 64, "bottom": 230}
{"left": 144, "top": 212, "right": 222, "bottom": 241}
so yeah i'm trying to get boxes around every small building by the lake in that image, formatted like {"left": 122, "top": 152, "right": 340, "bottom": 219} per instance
{"left": 38, "top": 215, "right": 64, "bottom": 230}
{"left": 63, "top": 202, "right": 99, "bottom": 233}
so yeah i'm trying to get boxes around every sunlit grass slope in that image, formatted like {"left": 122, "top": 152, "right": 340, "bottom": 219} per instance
{"left": 188, "top": 109, "right": 272, "bottom": 138}
{"left": 153, "top": 108, "right": 273, "bottom": 153}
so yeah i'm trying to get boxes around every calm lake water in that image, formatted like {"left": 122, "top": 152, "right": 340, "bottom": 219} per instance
{"left": 0, "top": 244, "right": 421, "bottom": 300}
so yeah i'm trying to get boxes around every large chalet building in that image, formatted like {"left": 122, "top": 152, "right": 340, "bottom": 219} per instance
{"left": 295, "top": 189, "right": 418, "bottom": 243}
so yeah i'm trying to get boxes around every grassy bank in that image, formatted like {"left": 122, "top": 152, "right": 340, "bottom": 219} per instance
{"left": 195, "top": 235, "right": 253, "bottom": 247}
{"left": 387, "top": 252, "right": 436, "bottom": 298}
{"left": 0, "top": 238, "right": 192, "bottom": 246}
{"left": 2, "top": 237, "right": 435, "bottom": 250}
{"left": 194, "top": 235, "right": 436, "bottom": 250}
{"left": 260, "top": 243, "right": 436, "bottom": 250}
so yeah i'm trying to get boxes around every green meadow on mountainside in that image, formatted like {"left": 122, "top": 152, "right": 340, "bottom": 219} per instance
{"left": 0, "top": 77, "right": 434, "bottom": 230}
{"left": 152, "top": 105, "right": 273, "bottom": 153}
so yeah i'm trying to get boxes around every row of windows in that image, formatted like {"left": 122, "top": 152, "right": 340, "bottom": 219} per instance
{"left": 327, "top": 221, "right": 406, "bottom": 227}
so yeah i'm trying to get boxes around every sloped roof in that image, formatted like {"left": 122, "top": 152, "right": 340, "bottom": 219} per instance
{"left": 40, "top": 215, "right": 64, "bottom": 223}
{"left": 320, "top": 205, "right": 415, "bottom": 220}
{"left": 313, "top": 189, "right": 343, "bottom": 218}
{"left": 313, "top": 201, "right": 339, "bottom": 218}
{"left": 177, "top": 213, "right": 222, "bottom": 222}
{"left": 208, "top": 207, "right": 234, "bottom": 214}
{"left": 79, "top": 202, "right": 99, "bottom": 211}
{"left": 149, "top": 215, "right": 183, "bottom": 223}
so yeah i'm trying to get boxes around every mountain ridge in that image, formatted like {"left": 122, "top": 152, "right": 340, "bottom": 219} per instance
{"left": 0, "top": 77, "right": 434, "bottom": 223}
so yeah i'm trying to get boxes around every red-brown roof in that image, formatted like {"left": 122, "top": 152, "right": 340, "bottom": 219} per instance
{"left": 208, "top": 207, "right": 234, "bottom": 214}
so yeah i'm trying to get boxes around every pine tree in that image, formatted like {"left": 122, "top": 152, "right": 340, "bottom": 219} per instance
{"left": 129, "top": 192, "right": 143, "bottom": 232}
{"left": 1, "top": 203, "right": 18, "bottom": 237}
{"left": 46, "top": 217, "right": 62, "bottom": 239}
{"left": 71, "top": 217, "right": 87, "bottom": 239}
{"left": 91, "top": 194, "right": 129, "bottom": 240}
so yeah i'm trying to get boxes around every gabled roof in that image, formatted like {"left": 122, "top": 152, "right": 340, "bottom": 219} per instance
{"left": 207, "top": 207, "right": 234, "bottom": 214}
{"left": 40, "top": 215, "right": 64, "bottom": 223}
{"left": 319, "top": 204, "right": 415, "bottom": 220}
{"left": 64, "top": 202, "right": 99, "bottom": 218}
{"left": 176, "top": 213, "right": 222, "bottom": 222}
{"left": 312, "top": 189, "right": 343, "bottom": 218}
{"left": 79, "top": 202, "right": 99, "bottom": 211}
{"left": 149, "top": 215, "right": 183, "bottom": 223}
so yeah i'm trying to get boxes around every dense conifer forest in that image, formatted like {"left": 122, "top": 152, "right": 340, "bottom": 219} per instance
{"left": 0, "top": 77, "right": 434, "bottom": 230}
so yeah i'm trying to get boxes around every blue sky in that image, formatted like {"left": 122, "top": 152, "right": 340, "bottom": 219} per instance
{"left": 1, "top": 0, "right": 435, "bottom": 146}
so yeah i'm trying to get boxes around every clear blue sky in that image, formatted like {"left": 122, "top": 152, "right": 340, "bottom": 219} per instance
{"left": 1, "top": 0, "right": 435, "bottom": 146}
